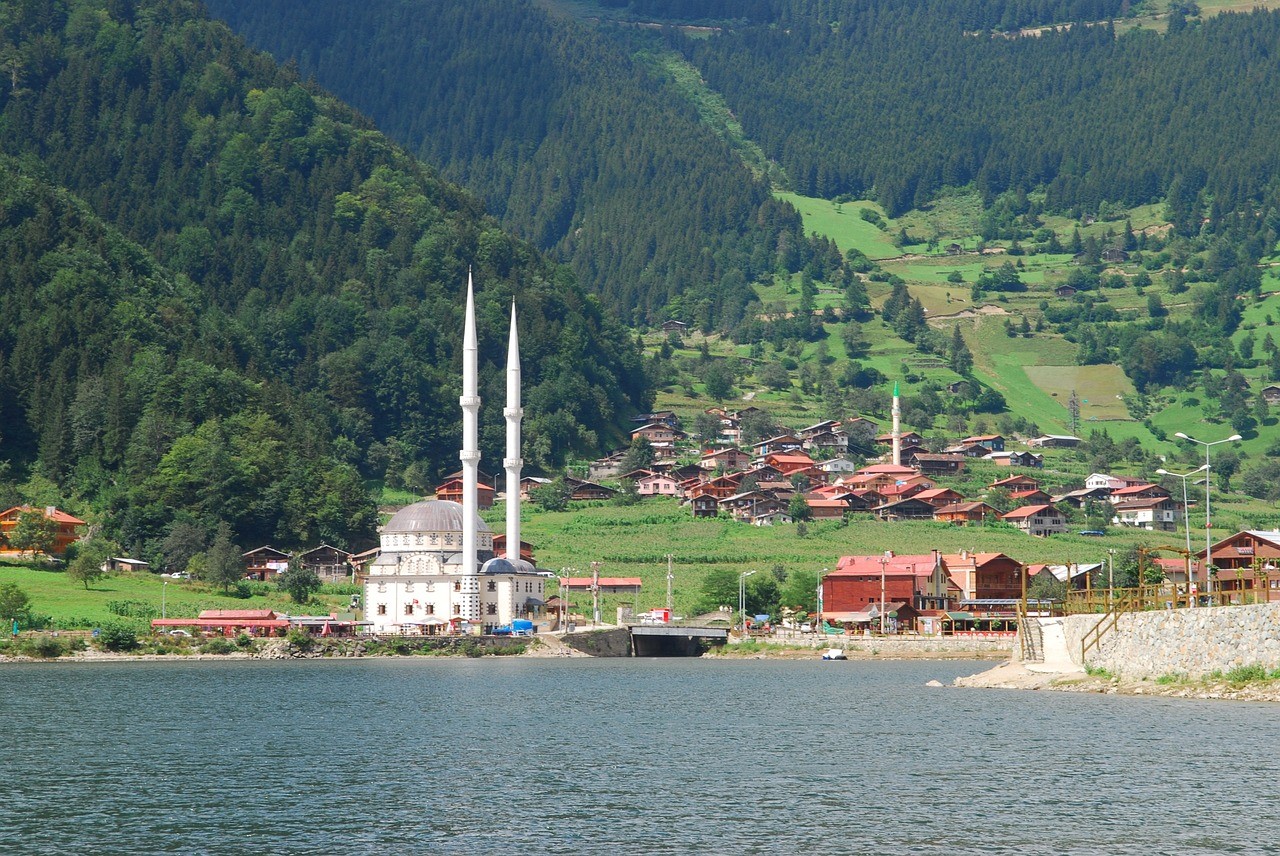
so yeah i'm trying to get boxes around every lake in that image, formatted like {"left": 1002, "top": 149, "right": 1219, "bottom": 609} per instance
{"left": 2, "top": 658, "right": 1276, "bottom": 854}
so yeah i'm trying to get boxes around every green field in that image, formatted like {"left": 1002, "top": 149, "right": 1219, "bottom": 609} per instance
{"left": 1023, "top": 365, "right": 1134, "bottom": 421}
{"left": 775, "top": 193, "right": 902, "bottom": 259}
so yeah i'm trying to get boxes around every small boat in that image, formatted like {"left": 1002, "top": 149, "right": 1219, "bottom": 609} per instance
{"left": 821, "top": 648, "right": 847, "bottom": 660}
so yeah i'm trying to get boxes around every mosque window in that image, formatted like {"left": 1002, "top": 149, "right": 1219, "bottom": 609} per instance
{"left": 444, "top": 534, "right": 454, "bottom": 546}
{"left": 415, "top": 534, "right": 423, "bottom": 545}
{"left": 377, "top": 583, "right": 386, "bottom": 593}
{"left": 487, "top": 580, "right": 496, "bottom": 592}
{"left": 429, "top": 534, "right": 438, "bottom": 545}
{"left": 486, "top": 603, "right": 497, "bottom": 615}
{"left": 452, "top": 604, "right": 461, "bottom": 615}
{"left": 404, "top": 604, "right": 414, "bottom": 615}
{"left": 453, "top": 581, "right": 462, "bottom": 592}
{"left": 424, "top": 604, "right": 434, "bottom": 615}
{"left": 425, "top": 582, "right": 434, "bottom": 591}
{"left": 376, "top": 604, "right": 386, "bottom": 615}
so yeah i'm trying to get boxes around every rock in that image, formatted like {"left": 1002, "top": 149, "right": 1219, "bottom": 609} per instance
{"left": 925, "top": 679, "right": 944, "bottom": 687}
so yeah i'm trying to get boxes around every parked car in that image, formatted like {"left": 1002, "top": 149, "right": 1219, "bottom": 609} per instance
{"left": 165, "top": 629, "right": 193, "bottom": 638}
{"left": 1078, "top": 530, "right": 1106, "bottom": 537}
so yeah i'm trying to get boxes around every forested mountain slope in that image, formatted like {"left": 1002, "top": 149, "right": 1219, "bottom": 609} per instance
{"left": 0, "top": 0, "right": 650, "bottom": 557}
{"left": 682, "top": 0, "right": 1280, "bottom": 217}
{"left": 203, "top": 0, "right": 810, "bottom": 328}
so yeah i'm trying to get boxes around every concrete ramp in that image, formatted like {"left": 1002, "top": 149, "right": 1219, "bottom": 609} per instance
{"left": 1026, "top": 617, "right": 1083, "bottom": 675}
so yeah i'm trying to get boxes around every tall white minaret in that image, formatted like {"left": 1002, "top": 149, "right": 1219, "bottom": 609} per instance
{"left": 891, "top": 380, "right": 902, "bottom": 466}
{"left": 503, "top": 300, "right": 523, "bottom": 563}
{"left": 459, "top": 270, "right": 481, "bottom": 622}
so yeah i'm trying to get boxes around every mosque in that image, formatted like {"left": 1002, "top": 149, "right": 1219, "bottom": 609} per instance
{"left": 363, "top": 274, "right": 546, "bottom": 634}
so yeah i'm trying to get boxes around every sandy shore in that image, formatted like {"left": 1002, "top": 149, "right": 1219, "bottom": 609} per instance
{"left": 954, "top": 659, "right": 1280, "bottom": 702}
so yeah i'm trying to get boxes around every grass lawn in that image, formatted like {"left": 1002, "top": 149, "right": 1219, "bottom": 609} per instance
{"left": 776, "top": 193, "right": 902, "bottom": 260}
{"left": 0, "top": 561, "right": 351, "bottom": 630}
{"left": 1023, "top": 365, "right": 1134, "bottom": 421}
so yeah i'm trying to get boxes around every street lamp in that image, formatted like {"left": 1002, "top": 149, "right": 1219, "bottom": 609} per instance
{"left": 817, "top": 568, "right": 827, "bottom": 634}
{"left": 162, "top": 580, "right": 168, "bottom": 620}
{"left": 739, "top": 570, "right": 756, "bottom": 635}
{"left": 1174, "top": 432, "right": 1241, "bottom": 595}
{"left": 1157, "top": 464, "right": 1208, "bottom": 603}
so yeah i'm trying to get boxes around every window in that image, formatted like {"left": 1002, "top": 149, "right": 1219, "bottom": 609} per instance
{"left": 486, "top": 603, "right": 497, "bottom": 616}
{"left": 425, "top": 604, "right": 435, "bottom": 615}
{"left": 452, "top": 604, "right": 461, "bottom": 615}
{"left": 405, "top": 582, "right": 414, "bottom": 592}
{"left": 404, "top": 604, "right": 414, "bottom": 615}
{"left": 487, "top": 580, "right": 496, "bottom": 592}
{"left": 415, "top": 533, "right": 423, "bottom": 545}
{"left": 429, "top": 534, "right": 438, "bottom": 545}
{"left": 454, "top": 581, "right": 462, "bottom": 592}
{"left": 376, "top": 604, "right": 387, "bottom": 615}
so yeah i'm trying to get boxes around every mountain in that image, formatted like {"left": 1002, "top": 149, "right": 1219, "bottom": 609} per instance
{"left": 202, "top": 0, "right": 814, "bottom": 328}
{"left": 0, "top": 0, "right": 651, "bottom": 557}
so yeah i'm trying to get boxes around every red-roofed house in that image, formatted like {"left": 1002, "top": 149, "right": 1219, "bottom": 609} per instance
{"left": 435, "top": 478, "right": 496, "bottom": 510}
{"left": 563, "top": 577, "right": 642, "bottom": 595}
{"left": 764, "top": 452, "right": 816, "bottom": 475}
{"left": 1001, "top": 504, "right": 1066, "bottom": 536}
{"left": 1111, "top": 497, "right": 1178, "bottom": 531}
{"left": 961, "top": 434, "right": 1005, "bottom": 452}
{"left": 0, "top": 505, "right": 87, "bottom": 556}
{"left": 806, "top": 497, "right": 852, "bottom": 521}
{"left": 637, "top": 472, "right": 681, "bottom": 497}
{"left": 914, "top": 487, "right": 966, "bottom": 508}
{"left": 990, "top": 474, "right": 1039, "bottom": 491}
{"left": 1009, "top": 488, "right": 1053, "bottom": 505}
{"left": 933, "top": 501, "right": 999, "bottom": 526}
{"left": 699, "top": 447, "right": 752, "bottom": 471}
{"left": 942, "top": 551, "right": 1024, "bottom": 601}
{"left": 1106, "top": 484, "right": 1171, "bottom": 505}
{"left": 821, "top": 552, "right": 952, "bottom": 620}
{"left": 151, "top": 609, "right": 290, "bottom": 636}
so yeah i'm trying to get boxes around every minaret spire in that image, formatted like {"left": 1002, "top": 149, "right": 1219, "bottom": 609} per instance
{"left": 459, "top": 269, "right": 481, "bottom": 623}
{"left": 504, "top": 300, "right": 523, "bottom": 564}
{"left": 891, "top": 381, "right": 902, "bottom": 467}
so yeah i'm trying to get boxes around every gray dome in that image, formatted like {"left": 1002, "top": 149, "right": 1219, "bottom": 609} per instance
{"left": 511, "top": 558, "right": 537, "bottom": 575}
{"left": 481, "top": 557, "right": 516, "bottom": 575}
{"left": 384, "top": 500, "right": 492, "bottom": 535}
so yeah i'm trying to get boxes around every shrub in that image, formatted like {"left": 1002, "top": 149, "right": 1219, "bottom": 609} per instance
{"left": 18, "top": 636, "right": 69, "bottom": 659}
{"left": 96, "top": 622, "right": 140, "bottom": 652}
{"left": 285, "top": 628, "right": 315, "bottom": 651}
{"left": 1224, "top": 664, "right": 1267, "bottom": 683}
{"left": 201, "top": 637, "right": 237, "bottom": 655}
{"left": 234, "top": 632, "right": 255, "bottom": 649}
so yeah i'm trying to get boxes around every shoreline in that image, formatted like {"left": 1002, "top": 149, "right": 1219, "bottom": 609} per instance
{"left": 954, "top": 659, "right": 1280, "bottom": 702}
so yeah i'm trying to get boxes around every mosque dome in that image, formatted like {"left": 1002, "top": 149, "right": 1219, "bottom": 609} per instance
{"left": 383, "top": 500, "right": 492, "bottom": 535}
{"left": 481, "top": 557, "right": 516, "bottom": 575}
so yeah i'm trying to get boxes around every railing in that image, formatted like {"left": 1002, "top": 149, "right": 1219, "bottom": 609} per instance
{"left": 1015, "top": 600, "right": 1042, "bottom": 662}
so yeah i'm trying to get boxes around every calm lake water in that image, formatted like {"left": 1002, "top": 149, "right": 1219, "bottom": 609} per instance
{"left": 2, "top": 657, "right": 1277, "bottom": 855}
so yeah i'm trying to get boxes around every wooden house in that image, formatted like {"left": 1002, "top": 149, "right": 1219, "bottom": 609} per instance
{"left": 699, "top": 447, "right": 752, "bottom": 471}
{"left": 943, "top": 551, "right": 1025, "bottom": 601}
{"left": 564, "top": 479, "right": 617, "bottom": 501}
{"left": 243, "top": 546, "right": 292, "bottom": 581}
{"left": 0, "top": 505, "right": 87, "bottom": 556}
{"left": 906, "top": 452, "right": 966, "bottom": 475}
{"left": 1000, "top": 504, "right": 1066, "bottom": 536}
{"left": 690, "top": 493, "right": 720, "bottom": 518}
{"left": 933, "top": 501, "right": 999, "bottom": 526}
{"left": 913, "top": 487, "right": 966, "bottom": 508}
{"left": 873, "top": 497, "right": 937, "bottom": 521}
{"left": 990, "top": 474, "right": 1040, "bottom": 491}
{"left": 435, "top": 478, "right": 495, "bottom": 510}
{"left": 299, "top": 545, "right": 353, "bottom": 583}
{"left": 961, "top": 434, "right": 1005, "bottom": 452}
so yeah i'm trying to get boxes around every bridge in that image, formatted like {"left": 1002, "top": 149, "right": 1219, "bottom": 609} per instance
{"left": 627, "top": 624, "right": 729, "bottom": 657}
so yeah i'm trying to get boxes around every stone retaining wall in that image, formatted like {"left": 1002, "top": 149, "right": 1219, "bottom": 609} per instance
{"left": 1065, "top": 603, "right": 1280, "bottom": 678}
{"left": 742, "top": 634, "right": 1013, "bottom": 656}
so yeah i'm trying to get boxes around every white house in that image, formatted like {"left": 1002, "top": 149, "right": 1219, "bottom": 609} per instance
{"left": 1112, "top": 497, "right": 1178, "bottom": 531}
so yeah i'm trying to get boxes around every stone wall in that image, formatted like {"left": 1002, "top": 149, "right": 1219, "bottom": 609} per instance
{"left": 562, "top": 627, "right": 633, "bottom": 657}
{"left": 740, "top": 634, "right": 1014, "bottom": 656}
{"left": 1066, "top": 603, "right": 1280, "bottom": 678}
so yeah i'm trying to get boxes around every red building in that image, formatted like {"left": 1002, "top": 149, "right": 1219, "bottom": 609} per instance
{"left": 435, "top": 478, "right": 496, "bottom": 510}
{"left": 821, "top": 552, "right": 952, "bottom": 621}
{"left": 942, "top": 551, "right": 1025, "bottom": 601}
{"left": 0, "top": 505, "right": 87, "bottom": 556}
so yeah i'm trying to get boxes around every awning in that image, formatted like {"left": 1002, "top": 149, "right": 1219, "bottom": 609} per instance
{"left": 822, "top": 610, "right": 875, "bottom": 623}
{"left": 525, "top": 597, "right": 545, "bottom": 606}
{"left": 945, "top": 611, "right": 977, "bottom": 622}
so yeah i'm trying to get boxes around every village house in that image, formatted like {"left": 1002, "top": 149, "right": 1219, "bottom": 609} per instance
{"left": 1106, "top": 483, "right": 1171, "bottom": 505}
{"left": 699, "top": 447, "right": 752, "bottom": 471}
{"left": 1197, "top": 530, "right": 1280, "bottom": 598}
{"left": 803, "top": 430, "right": 849, "bottom": 454}
{"left": 875, "top": 430, "right": 924, "bottom": 449}
{"left": 914, "top": 487, "right": 966, "bottom": 508}
{"left": 984, "top": 451, "right": 1044, "bottom": 468}
{"left": 1052, "top": 486, "right": 1114, "bottom": 508}
{"left": 1085, "top": 473, "right": 1146, "bottom": 492}
{"left": 1027, "top": 434, "right": 1081, "bottom": 448}
{"left": 821, "top": 552, "right": 953, "bottom": 624}
{"left": 636, "top": 471, "right": 681, "bottom": 497}
{"left": 101, "top": 556, "right": 150, "bottom": 573}
{"left": 1026, "top": 562, "right": 1103, "bottom": 592}
{"left": 751, "top": 510, "right": 793, "bottom": 526}
{"left": 818, "top": 457, "right": 861, "bottom": 476}
{"left": 1009, "top": 488, "right": 1053, "bottom": 505}
{"left": 753, "top": 434, "right": 805, "bottom": 456}
{"left": 0, "top": 505, "right": 87, "bottom": 556}
{"left": 242, "top": 546, "right": 292, "bottom": 581}
{"left": 492, "top": 535, "right": 535, "bottom": 564}
{"left": 631, "top": 422, "right": 686, "bottom": 450}
{"left": 1263, "top": 385, "right": 1280, "bottom": 406}
{"left": 942, "top": 441, "right": 991, "bottom": 458}
{"left": 873, "top": 496, "right": 937, "bottom": 521}
{"left": 588, "top": 450, "right": 628, "bottom": 481}
{"left": 299, "top": 544, "right": 354, "bottom": 583}
{"left": 435, "top": 477, "right": 496, "bottom": 510}
{"left": 629, "top": 410, "right": 682, "bottom": 430}
{"left": 905, "top": 451, "right": 966, "bottom": 476}
{"left": 1000, "top": 504, "right": 1066, "bottom": 536}
{"left": 961, "top": 434, "right": 1005, "bottom": 452}
{"left": 943, "top": 551, "right": 1025, "bottom": 601}
{"left": 934, "top": 501, "right": 999, "bottom": 526}
{"left": 764, "top": 451, "right": 817, "bottom": 475}
{"left": 690, "top": 493, "right": 720, "bottom": 518}
{"left": 660, "top": 319, "right": 689, "bottom": 334}
{"left": 990, "top": 474, "right": 1039, "bottom": 491}
{"left": 563, "top": 576, "right": 642, "bottom": 596}
{"left": 836, "top": 488, "right": 885, "bottom": 512}
{"left": 519, "top": 476, "right": 552, "bottom": 500}
{"left": 1112, "top": 497, "right": 1179, "bottom": 531}
{"left": 806, "top": 497, "right": 852, "bottom": 521}
{"left": 564, "top": 478, "right": 617, "bottom": 501}
{"left": 1054, "top": 284, "right": 1078, "bottom": 298}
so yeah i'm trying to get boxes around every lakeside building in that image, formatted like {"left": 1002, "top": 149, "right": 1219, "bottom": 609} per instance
{"left": 0, "top": 505, "right": 87, "bottom": 556}
{"left": 362, "top": 277, "right": 545, "bottom": 635}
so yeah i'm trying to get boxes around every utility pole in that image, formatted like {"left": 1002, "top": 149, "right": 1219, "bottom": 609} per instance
{"left": 880, "top": 552, "right": 889, "bottom": 635}
{"left": 591, "top": 561, "right": 601, "bottom": 627}
{"left": 665, "top": 554, "right": 674, "bottom": 615}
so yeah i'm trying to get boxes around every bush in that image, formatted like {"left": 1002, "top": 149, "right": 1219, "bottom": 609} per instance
{"left": 285, "top": 628, "right": 315, "bottom": 651}
{"left": 234, "top": 632, "right": 255, "bottom": 649}
{"left": 201, "top": 637, "right": 237, "bottom": 655}
{"left": 18, "top": 635, "right": 69, "bottom": 659}
{"left": 1224, "top": 664, "right": 1268, "bottom": 683}
{"left": 96, "top": 622, "right": 140, "bottom": 652}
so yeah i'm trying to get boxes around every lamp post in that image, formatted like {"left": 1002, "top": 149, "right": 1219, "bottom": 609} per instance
{"left": 817, "top": 568, "right": 827, "bottom": 633}
{"left": 879, "top": 552, "right": 889, "bottom": 635}
{"left": 1157, "top": 464, "right": 1208, "bottom": 603}
{"left": 1174, "top": 432, "right": 1241, "bottom": 596}
{"left": 739, "top": 570, "right": 756, "bottom": 635}
{"left": 162, "top": 580, "right": 168, "bottom": 620}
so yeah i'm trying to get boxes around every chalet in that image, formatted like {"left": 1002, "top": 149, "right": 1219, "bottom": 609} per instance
{"left": 630, "top": 410, "right": 682, "bottom": 430}
{"left": 618, "top": 467, "right": 656, "bottom": 483}
{"left": 519, "top": 476, "right": 552, "bottom": 500}
{"left": 906, "top": 452, "right": 966, "bottom": 475}
{"left": 631, "top": 422, "right": 686, "bottom": 449}
{"left": 943, "top": 551, "right": 1024, "bottom": 601}
{"left": 1106, "top": 484, "right": 1171, "bottom": 505}
{"left": 877, "top": 482, "right": 929, "bottom": 503}
{"left": 636, "top": 472, "right": 681, "bottom": 497}
{"left": 243, "top": 546, "right": 292, "bottom": 581}
{"left": 764, "top": 452, "right": 816, "bottom": 475}
{"left": 821, "top": 552, "right": 952, "bottom": 621}
{"left": 563, "top": 577, "right": 642, "bottom": 596}
{"left": 1054, "top": 284, "right": 1078, "bottom": 298}
{"left": 1197, "top": 530, "right": 1280, "bottom": 596}
{"left": 1009, "top": 488, "right": 1053, "bottom": 505}
{"left": 990, "top": 474, "right": 1039, "bottom": 491}
{"left": 1026, "top": 562, "right": 1103, "bottom": 591}
{"left": 1084, "top": 473, "right": 1129, "bottom": 491}
{"left": 914, "top": 487, "right": 966, "bottom": 508}
{"left": 660, "top": 319, "right": 689, "bottom": 334}
{"left": 946, "top": 243, "right": 963, "bottom": 255}
{"left": 441, "top": 468, "right": 496, "bottom": 488}
{"left": 435, "top": 477, "right": 496, "bottom": 510}
{"left": 873, "top": 497, "right": 937, "bottom": 521}
{"left": 492, "top": 535, "right": 535, "bottom": 564}
{"left": 1263, "top": 385, "right": 1280, "bottom": 405}
{"left": 1053, "top": 486, "right": 1114, "bottom": 508}
{"left": 875, "top": 431, "right": 924, "bottom": 449}
{"left": 722, "top": 491, "right": 782, "bottom": 520}
{"left": 588, "top": 451, "right": 628, "bottom": 481}
{"left": 751, "top": 510, "right": 794, "bottom": 526}
{"left": 690, "top": 494, "right": 720, "bottom": 518}
{"left": 1111, "top": 497, "right": 1178, "bottom": 531}
{"left": 1027, "top": 434, "right": 1081, "bottom": 448}
{"left": 818, "top": 457, "right": 861, "bottom": 476}
{"left": 753, "top": 434, "right": 804, "bottom": 456}
{"left": 804, "top": 430, "right": 849, "bottom": 453}
{"left": 1000, "top": 504, "right": 1066, "bottom": 536}
{"left": 102, "top": 557, "right": 150, "bottom": 573}
{"left": 0, "top": 505, "right": 87, "bottom": 556}
{"left": 807, "top": 497, "right": 852, "bottom": 521}
{"left": 984, "top": 451, "right": 1044, "bottom": 468}
{"left": 299, "top": 545, "right": 354, "bottom": 583}
{"left": 961, "top": 434, "right": 1005, "bottom": 452}
{"left": 837, "top": 488, "right": 885, "bottom": 512}
{"left": 1100, "top": 247, "right": 1130, "bottom": 263}
{"left": 699, "top": 447, "right": 752, "bottom": 471}
{"left": 696, "top": 474, "right": 742, "bottom": 499}
{"left": 797, "top": 420, "right": 841, "bottom": 439}
{"left": 942, "top": 442, "right": 991, "bottom": 458}
{"left": 934, "top": 501, "right": 999, "bottom": 526}
{"left": 564, "top": 479, "right": 617, "bottom": 501}
{"left": 668, "top": 463, "right": 705, "bottom": 482}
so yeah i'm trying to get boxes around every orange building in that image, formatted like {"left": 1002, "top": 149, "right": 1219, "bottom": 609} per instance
{"left": 0, "top": 505, "right": 87, "bottom": 556}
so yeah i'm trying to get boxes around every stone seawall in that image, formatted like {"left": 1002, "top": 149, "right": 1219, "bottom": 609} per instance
{"left": 1065, "top": 603, "right": 1280, "bottom": 678}
{"left": 743, "top": 634, "right": 1013, "bottom": 657}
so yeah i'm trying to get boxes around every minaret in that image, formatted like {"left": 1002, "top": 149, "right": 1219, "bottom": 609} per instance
{"left": 891, "top": 381, "right": 902, "bottom": 467}
{"left": 459, "top": 270, "right": 481, "bottom": 622}
{"left": 503, "top": 300, "right": 523, "bottom": 563}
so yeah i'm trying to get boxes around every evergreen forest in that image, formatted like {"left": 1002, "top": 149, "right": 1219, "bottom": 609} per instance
{"left": 0, "top": 0, "right": 650, "bottom": 560}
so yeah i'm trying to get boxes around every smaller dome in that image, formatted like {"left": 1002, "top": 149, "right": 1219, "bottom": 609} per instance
{"left": 511, "top": 558, "right": 537, "bottom": 576}
{"left": 481, "top": 557, "right": 516, "bottom": 575}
